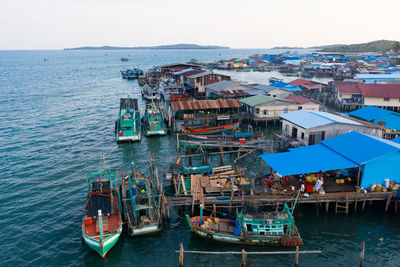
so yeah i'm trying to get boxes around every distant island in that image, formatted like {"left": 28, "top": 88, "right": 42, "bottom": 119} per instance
{"left": 321, "top": 40, "right": 398, "bottom": 52}
{"left": 64, "top": 43, "right": 230, "bottom": 50}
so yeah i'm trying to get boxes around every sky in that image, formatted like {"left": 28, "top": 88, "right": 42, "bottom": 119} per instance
{"left": 0, "top": 0, "right": 400, "bottom": 50}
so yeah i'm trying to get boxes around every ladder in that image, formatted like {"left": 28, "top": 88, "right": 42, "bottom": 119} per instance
{"left": 335, "top": 194, "right": 349, "bottom": 215}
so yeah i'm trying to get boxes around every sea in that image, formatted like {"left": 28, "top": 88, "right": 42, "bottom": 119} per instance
{"left": 0, "top": 49, "right": 399, "bottom": 267}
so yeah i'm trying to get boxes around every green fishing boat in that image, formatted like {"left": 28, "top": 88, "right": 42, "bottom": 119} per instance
{"left": 115, "top": 97, "right": 141, "bottom": 142}
{"left": 142, "top": 101, "right": 167, "bottom": 136}
{"left": 120, "top": 170, "right": 163, "bottom": 236}
{"left": 185, "top": 194, "right": 302, "bottom": 246}
{"left": 138, "top": 75, "right": 146, "bottom": 86}
{"left": 82, "top": 163, "right": 122, "bottom": 258}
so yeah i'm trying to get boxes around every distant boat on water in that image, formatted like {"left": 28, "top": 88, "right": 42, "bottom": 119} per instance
{"left": 120, "top": 68, "right": 144, "bottom": 79}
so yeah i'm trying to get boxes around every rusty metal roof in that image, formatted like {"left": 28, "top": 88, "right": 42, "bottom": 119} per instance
{"left": 170, "top": 99, "right": 241, "bottom": 111}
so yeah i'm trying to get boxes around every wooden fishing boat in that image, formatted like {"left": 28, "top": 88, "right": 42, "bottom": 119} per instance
{"left": 185, "top": 198, "right": 302, "bottom": 246}
{"left": 82, "top": 167, "right": 122, "bottom": 257}
{"left": 115, "top": 97, "right": 141, "bottom": 142}
{"left": 141, "top": 84, "right": 160, "bottom": 101}
{"left": 120, "top": 170, "right": 162, "bottom": 236}
{"left": 121, "top": 68, "right": 144, "bottom": 79}
{"left": 142, "top": 101, "right": 167, "bottom": 136}
{"left": 170, "top": 94, "right": 189, "bottom": 101}
{"left": 138, "top": 75, "right": 146, "bottom": 86}
{"left": 181, "top": 122, "right": 239, "bottom": 135}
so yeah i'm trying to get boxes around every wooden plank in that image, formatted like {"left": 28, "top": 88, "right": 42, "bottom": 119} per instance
{"left": 181, "top": 175, "right": 188, "bottom": 196}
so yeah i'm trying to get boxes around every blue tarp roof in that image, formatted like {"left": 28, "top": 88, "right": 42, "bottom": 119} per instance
{"left": 348, "top": 106, "right": 394, "bottom": 121}
{"left": 392, "top": 137, "right": 400, "bottom": 144}
{"left": 259, "top": 131, "right": 400, "bottom": 176}
{"left": 269, "top": 82, "right": 302, "bottom": 92}
{"left": 259, "top": 144, "right": 358, "bottom": 176}
{"left": 321, "top": 131, "right": 400, "bottom": 164}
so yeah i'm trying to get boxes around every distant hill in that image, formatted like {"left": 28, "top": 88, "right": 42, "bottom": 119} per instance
{"left": 321, "top": 40, "right": 398, "bottom": 52}
{"left": 64, "top": 43, "right": 230, "bottom": 50}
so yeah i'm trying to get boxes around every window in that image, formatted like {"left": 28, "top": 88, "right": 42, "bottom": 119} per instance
{"left": 298, "top": 106, "right": 302, "bottom": 110}
{"left": 256, "top": 108, "right": 260, "bottom": 114}
{"left": 284, "top": 108, "right": 288, "bottom": 113}
{"left": 301, "top": 132, "right": 305, "bottom": 139}
{"left": 285, "top": 124, "right": 289, "bottom": 133}
{"left": 263, "top": 110, "right": 269, "bottom": 115}
{"left": 384, "top": 98, "right": 390, "bottom": 101}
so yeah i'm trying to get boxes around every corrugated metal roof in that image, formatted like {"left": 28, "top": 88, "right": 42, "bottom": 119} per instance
{"left": 170, "top": 99, "right": 241, "bottom": 111}
{"left": 240, "top": 95, "right": 288, "bottom": 107}
{"left": 290, "top": 79, "right": 312, "bottom": 86}
{"left": 206, "top": 80, "right": 259, "bottom": 92}
{"left": 322, "top": 131, "right": 400, "bottom": 163}
{"left": 172, "top": 68, "right": 196, "bottom": 75}
{"left": 335, "top": 83, "right": 362, "bottom": 94}
{"left": 186, "top": 71, "right": 211, "bottom": 79}
{"left": 349, "top": 106, "right": 394, "bottom": 121}
{"left": 283, "top": 95, "right": 317, "bottom": 105}
{"left": 259, "top": 144, "right": 358, "bottom": 176}
{"left": 250, "top": 84, "right": 276, "bottom": 93}
{"left": 279, "top": 110, "right": 360, "bottom": 129}
{"left": 359, "top": 84, "right": 400, "bottom": 98}
{"left": 219, "top": 90, "right": 250, "bottom": 97}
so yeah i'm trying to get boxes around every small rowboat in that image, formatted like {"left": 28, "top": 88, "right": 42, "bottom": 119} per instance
{"left": 181, "top": 122, "right": 239, "bottom": 135}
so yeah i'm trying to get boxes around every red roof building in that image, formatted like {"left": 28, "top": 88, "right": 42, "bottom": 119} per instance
{"left": 284, "top": 95, "right": 318, "bottom": 105}
{"left": 359, "top": 84, "right": 400, "bottom": 98}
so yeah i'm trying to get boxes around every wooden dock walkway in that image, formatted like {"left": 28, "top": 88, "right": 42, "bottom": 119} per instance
{"left": 166, "top": 191, "right": 395, "bottom": 213}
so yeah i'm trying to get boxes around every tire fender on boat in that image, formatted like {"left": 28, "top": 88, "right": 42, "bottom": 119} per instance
{"left": 206, "top": 233, "right": 213, "bottom": 243}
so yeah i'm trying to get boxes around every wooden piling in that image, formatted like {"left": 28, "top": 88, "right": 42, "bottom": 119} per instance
{"left": 176, "top": 133, "right": 180, "bottom": 152}
{"left": 395, "top": 201, "right": 399, "bottom": 214}
{"left": 189, "top": 146, "right": 192, "bottom": 166}
{"left": 360, "top": 242, "right": 365, "bottom": 267}
{"left": 325, "top": 202, "right": 329, "bottom": 213}
{"left": 219, "top": 145, "right": 224, "bottom": 164}
{"left": 295, "top": 246, "right": 299, "bottom": 267}
{"left": 179, "top": 243, "right": 184, "bottom": 267}
{"left": 362, "top": 200, "right": 366, "bottom": 211}
{"left": 241, "top": 249, "right": 247, "bottom": 267}
{"left": 385, "top": 194, "right": 392, "bottom": 212}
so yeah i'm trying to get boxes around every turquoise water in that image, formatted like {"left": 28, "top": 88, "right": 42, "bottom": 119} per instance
{"left": 1, "top": 49, "right": 400, "bottom": 267}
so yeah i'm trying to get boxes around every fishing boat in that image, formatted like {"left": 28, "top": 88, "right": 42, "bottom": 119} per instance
{"left": 142, "top": 101, "right": 167, "bottom": 136}
{"left": 180, "top": 132, "right": 267, "bottom": 150}
{"left": 120, "top": 170, "right": 162, "bottom": 236}
{"left": 115, "top": 97, "right": 141, "bottom": 142}
{"left": 121, "top": 68, "right": 144, "bottom": 79}
{"left": 138, "top": 75, "right": 146, "bottom": 86}
{"left": 185, "top": 195, "right": 302, "bottom": 246}
{"left": 181, "top": 122, "right": 239, "bottom": 135}
{"left": 82, "top": 163, "right": 122, "bottom": 257}
{"left": 141, "top": 84, "right": 160, "bottom": 101}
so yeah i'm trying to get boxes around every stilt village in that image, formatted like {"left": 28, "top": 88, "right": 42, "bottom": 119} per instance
{"left": 82, "top": 50, "right": 400, "bottom": 265}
